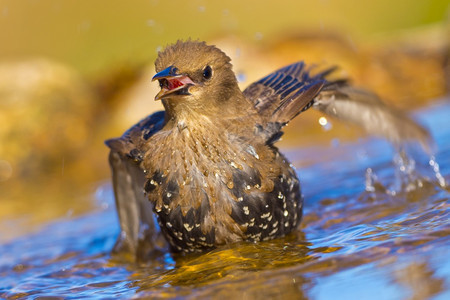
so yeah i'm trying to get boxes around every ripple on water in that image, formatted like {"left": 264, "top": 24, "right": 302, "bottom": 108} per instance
{"left": 0, "top": 100, "right": 449, "bottom": 299}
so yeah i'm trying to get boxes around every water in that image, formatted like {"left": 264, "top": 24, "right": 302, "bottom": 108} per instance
{"left": 1, "top": 99, "right": 449, "bottom": 299}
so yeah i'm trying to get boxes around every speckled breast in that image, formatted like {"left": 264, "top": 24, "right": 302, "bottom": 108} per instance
{"left": 143, "top": 150, "right": 303, "bottom": 253}
{"left": 144, "top": 169, "right": 217, "bottom": 252}
{"left": 229, "top": 161, "right": 303, "bottom": 243}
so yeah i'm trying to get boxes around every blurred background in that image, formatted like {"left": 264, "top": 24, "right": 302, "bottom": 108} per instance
{"left": 0, "top": 1, "right": 449, "bottom": 299}
{"left": 0, "top": 0, "right": 448, "bottom": 250}
{"left": 0, "top": 0, "right": 448, "bottom": 240}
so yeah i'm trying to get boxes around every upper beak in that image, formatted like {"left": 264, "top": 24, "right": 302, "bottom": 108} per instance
{"left": 152, "top": 66, "right": 180, "bottom": 81}
{"left": 152, "top": 66, "right": 195, "bottom": 100}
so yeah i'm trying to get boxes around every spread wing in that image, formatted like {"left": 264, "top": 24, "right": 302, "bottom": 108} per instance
{"left": 105, "top": 111, "right": 167, "bottom": 257}
{"left": 243, "top": 61, "right": 344, "bottom": 144}
{"left": 244, "top": 61, "right": 431, "bottom": 151}
{"left": 314, "top": 86, "right": 432, "bottom": 152}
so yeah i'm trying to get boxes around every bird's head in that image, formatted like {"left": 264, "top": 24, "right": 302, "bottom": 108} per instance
{"left": 153, "top": 40, "right": 243, "bottom": 118}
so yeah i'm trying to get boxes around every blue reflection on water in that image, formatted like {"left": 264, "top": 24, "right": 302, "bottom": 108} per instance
{"left": 311, "top": 263, "right": 407, "bottom": 300}
{"left": 0, "top": 99, "right": 448, "bottom": 298}
{"left": 303, "top": 99, "right": 450, "bottom": 300}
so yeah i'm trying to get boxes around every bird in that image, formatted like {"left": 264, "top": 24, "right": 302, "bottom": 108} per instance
{"left": 106, "top": 40, "right": 430, "bottom": 255}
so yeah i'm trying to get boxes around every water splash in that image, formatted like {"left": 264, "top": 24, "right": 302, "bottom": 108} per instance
{"left": 429, "top": 156, "right": 446, "bottom": 187}
{"left": 365, "top": 167, "right": 377, "bottom": 192}
{"left": 365, "top": 148, "right": 447, "bottom": 197}
{"left": 391, "top": 151, "right": 419, "bottom": 194}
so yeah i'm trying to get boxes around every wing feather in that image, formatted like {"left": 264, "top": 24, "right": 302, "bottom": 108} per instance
{"left": 314, "top": 87, "right": 432, "bottom": 152}
{"left": 105, "top": 110, "right": 165, "bottom": 161}
{"left": 244, "top": 61, "right": 341, "bottom": 143}
{"left": 105, "top": 110, "right": 167, "bottom": 258}
{"left": 244, "top": 61, "right": 430, "bottom": 150}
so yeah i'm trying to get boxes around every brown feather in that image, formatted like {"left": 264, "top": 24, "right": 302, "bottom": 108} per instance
{"left": 106, "top": 40, "right": 432, "bottom": 255}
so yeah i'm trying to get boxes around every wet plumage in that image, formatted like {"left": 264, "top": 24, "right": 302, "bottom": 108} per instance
{"left": 106, "top": 40, "right": 429, "bottom": 254}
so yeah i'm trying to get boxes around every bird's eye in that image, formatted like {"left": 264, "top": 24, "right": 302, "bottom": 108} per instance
{"left": 202, "top": 65, "right": 212, "bottom": 80}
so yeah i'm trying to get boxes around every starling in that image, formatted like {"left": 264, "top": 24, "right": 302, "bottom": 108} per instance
{"left": 106, "top": 40, "right": 429, "bottom": 254}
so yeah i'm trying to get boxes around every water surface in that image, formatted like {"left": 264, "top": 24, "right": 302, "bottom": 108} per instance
{"left": 1, "top": 99, "right": 449, "bottom": 299}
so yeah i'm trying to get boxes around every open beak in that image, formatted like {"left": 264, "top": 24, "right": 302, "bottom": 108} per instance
{"left": 152, "top": 66, "right": 195, "bottom": 100}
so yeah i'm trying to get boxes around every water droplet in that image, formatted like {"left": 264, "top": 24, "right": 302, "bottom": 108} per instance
{"left": 227, "top": 181, "right": 234, "bottom": 189}
{"left": 365, "top": 168, "right": 376, "bottom": 192}
{"left": 319, "top": 116, "right": 332, "bottom": 131}
{"left": 246, "top": 145, "right": 259, "bottom": 159}
{"left": 389, "top": 151, "right": 418, "bottom": 193}
{"left": 429, "top": 156, "right": 446, "bottom": 187}
{"left": 237, "top": 71, "right": 247, "bottom": 83}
